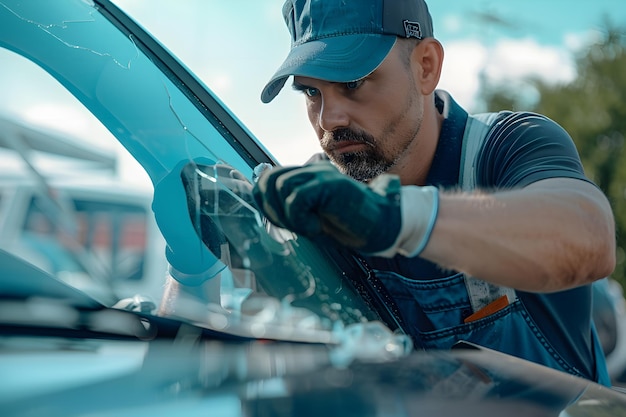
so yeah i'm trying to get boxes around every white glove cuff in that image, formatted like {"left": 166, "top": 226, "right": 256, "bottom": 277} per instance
{"left": 372, "top": 185, "right": 439, "bottom": 258}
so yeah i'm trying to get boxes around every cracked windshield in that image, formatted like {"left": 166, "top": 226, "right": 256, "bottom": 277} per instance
{"left": 0, "top": 0, "right": 407, "bottom": 349}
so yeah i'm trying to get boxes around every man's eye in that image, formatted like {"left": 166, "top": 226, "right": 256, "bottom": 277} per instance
{"left": 304, "top": 87, "right": 319, "bottom": 97}
{"left": 345, "top": 80, "right": 363, "bottom": 90}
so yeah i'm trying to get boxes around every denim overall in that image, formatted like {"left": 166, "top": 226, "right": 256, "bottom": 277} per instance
{"left": 374, "top": 113, "right": 611, "bottom": 386}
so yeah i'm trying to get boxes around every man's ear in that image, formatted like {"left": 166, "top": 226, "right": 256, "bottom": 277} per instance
{"left": 412, "top": 38, "right": 444, "bottom": 95}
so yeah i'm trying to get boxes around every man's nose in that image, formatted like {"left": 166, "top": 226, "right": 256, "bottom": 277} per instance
{"left": 318, "top": 93, "right": 350, "bottom": 132}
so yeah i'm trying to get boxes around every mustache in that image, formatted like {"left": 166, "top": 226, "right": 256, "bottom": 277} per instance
{"left": 322, "top": 128, "right": 376, "bottom": 148}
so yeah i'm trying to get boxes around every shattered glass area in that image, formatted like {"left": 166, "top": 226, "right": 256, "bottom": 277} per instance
{"left": 165, "top": 161, "right": 412, "bottom": 363}
{"left": 0, "top": 0, "right": 411, "bottom": 359}
{"left": 177, "top": 161, "right": 410, "bottom": 352}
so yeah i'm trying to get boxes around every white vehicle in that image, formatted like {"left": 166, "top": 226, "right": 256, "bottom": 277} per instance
{"left": 0, "top": 115, "right": 167, "bottom": 306}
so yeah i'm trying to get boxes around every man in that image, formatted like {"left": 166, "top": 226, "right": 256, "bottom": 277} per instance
{"left": 250, "top": 0, "right": 616, "bottom": 385}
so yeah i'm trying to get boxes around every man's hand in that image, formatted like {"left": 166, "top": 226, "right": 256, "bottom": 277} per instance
{"left": 252, "top": 162, "right": 439, "bottom": 257}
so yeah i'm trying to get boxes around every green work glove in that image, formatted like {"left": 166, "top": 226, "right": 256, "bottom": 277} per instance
{"left": 252, "top": 161, "right": 439, "bottom": 257}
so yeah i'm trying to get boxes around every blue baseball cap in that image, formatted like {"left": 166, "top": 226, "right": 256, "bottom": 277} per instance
{"left": 261, "top": 0, "right": 434, "bottom": 103}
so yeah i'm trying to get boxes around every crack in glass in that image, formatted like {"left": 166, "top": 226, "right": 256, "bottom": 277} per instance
{"left": 0, "top": 0, "right": 137, "bottom": 70}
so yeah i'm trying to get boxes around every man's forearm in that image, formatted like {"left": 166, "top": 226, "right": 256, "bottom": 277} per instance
{"left": 420, "top": 178, "right": 616, "bottom": 292}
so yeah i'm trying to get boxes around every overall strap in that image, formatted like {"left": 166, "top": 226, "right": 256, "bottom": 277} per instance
{"left": 459, "top": 112, "right": 517, "bottom": 313}
{"left": 459, "top": 112, "right": 501, "bottom": 191}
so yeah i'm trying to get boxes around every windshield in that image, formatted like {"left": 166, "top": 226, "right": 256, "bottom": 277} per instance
{"left": 0, "top": 0, "right": 406, "bottom": 346}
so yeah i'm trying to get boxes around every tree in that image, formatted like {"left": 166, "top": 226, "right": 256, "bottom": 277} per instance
{"left": 479, "top": 24, "right": 626, "bottom": 289}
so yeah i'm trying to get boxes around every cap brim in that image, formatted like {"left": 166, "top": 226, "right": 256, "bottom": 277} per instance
{"left": 261, "top": 34, "right": 397, "bottom": 103}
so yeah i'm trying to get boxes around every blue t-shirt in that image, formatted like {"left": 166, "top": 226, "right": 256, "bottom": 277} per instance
{"left": 361, "top": 90, "right": 598, "bottom": 380}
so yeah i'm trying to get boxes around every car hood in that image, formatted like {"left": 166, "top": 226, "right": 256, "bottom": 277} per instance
{"left": 2, "top": 331, "right": 626, "bottom": 417}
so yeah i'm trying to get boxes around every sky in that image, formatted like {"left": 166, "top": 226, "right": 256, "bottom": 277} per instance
{"left": 98, "top": 1, "right": 626, "bottom": 166}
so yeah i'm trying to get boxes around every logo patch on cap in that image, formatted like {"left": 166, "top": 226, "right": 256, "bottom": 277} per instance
{"left": 403, "top": 20, "right": 422, "bottom": 39}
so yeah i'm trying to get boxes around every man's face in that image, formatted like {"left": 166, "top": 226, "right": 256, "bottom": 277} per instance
{"left": 293, "top": 40, "right": 425, "bottom": 182}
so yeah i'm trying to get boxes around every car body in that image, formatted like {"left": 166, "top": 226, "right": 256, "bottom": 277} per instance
{"left": 1, "top": 1, "right": 626, "bottom": 416}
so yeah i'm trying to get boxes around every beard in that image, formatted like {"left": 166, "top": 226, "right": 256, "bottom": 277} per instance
{"left": 321, "top": 128, "right": 392, "bottom": 182}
